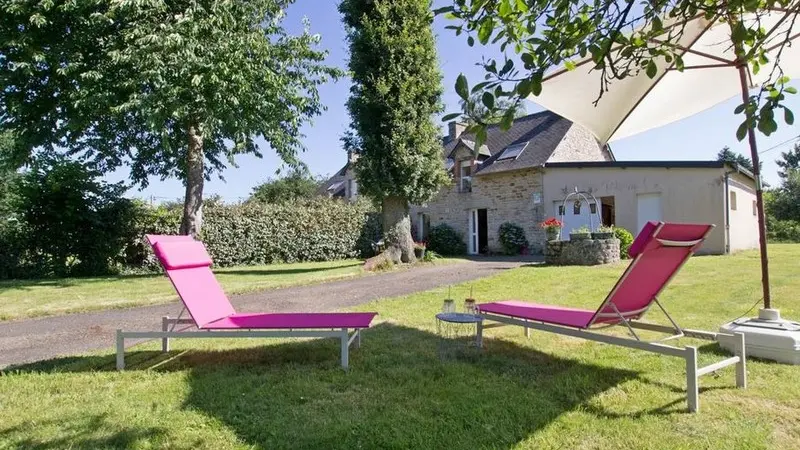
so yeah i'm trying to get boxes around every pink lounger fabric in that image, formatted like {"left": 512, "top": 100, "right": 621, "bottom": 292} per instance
{"left": 479, "top": 222, "right": 713, "bottom": 329}
{"left": 146, "top": 234, "right": 377, "bottom": 330}
{"left": 206, "top": 312, "right": 378, "bottom": 330}
{"left": 478, "top": 300, "right": 596, "bottom": 328}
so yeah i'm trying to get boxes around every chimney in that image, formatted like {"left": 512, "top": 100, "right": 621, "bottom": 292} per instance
{"left": 347, "top": 149, "right": 359, "bottom": 164}
{"left": 448, "top": 121, "right": 467, "bottom": 141}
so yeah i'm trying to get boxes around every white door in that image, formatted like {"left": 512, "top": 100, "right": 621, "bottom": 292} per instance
{"left": 468, "top": 209, "right": 479, "bottom": 255}
{"left": 637, "top": 193, "right": 663, "bottom": 233}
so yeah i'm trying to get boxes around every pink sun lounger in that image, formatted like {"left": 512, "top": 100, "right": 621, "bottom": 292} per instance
{"left": 115, "top": 235, "right": 377, "bottom": 370}
{"left": 476, "top": 222, "right": 747, "bottom": 413}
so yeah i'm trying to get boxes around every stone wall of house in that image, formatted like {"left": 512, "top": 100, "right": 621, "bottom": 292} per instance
{"left": 412, "top": 168, "right": 547, "bottom": 253}
{"left": 547, "top": 124, "right": 612, "bottom": 163}
{"left": 544, "top": 238, "right": 620, "bottom": 265}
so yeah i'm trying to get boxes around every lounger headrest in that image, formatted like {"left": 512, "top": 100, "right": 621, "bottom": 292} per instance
{"left": 628, "top": 221, "right": 659, "bottom": 258}
{"left": 154, "top": 240, "right": 213, "bottom": 270}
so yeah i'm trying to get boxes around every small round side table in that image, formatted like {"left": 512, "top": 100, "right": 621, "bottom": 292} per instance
{"left": 435, "top": 312, "right": 483, "bottom": 359}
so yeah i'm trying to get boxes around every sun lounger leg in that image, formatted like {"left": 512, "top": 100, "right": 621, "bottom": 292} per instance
{"left": 116, "top": 329, "right": 125, "bottom": 370}
{"left": 340, "top": 329, "right": 349, "bottom": 370}
{"left": 355, "top": 329, "right": 361, "bottom": 349}
{"left": 161, "top": 316, "right": 170, "bottom": 353}
{"left": 685, "top": 346, "right": 699, "bottom": 413}
{"left": 476, "top": 320, "right": 483, "bottom": 348}
{"left": 524, "top": 320, "right": 530, "bottom": 338}
{"left": 734, "top": 332, "right": 747, "bottom": 389}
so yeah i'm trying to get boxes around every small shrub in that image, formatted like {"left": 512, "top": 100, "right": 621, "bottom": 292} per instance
{"left": 427, "top": 223, "right": 467, "bottom": 256}
{"left": 572, "top": 225, "right": 590, "bottom": 234}
{"left": 373, "top": 258, "right": 395, "bottom": 272}
{"left": 613, "top": 227, "right": 634, "bottom": 258}
{"left": 422, "top": 250, "right": 441, "bottom": 262}
{"left": 498, "top": 222, "right": 528, "bottom": 255}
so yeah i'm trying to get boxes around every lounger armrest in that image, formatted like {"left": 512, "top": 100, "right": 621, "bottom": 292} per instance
{"left": 656, "top": 238, "right": 704, "bottom": 247}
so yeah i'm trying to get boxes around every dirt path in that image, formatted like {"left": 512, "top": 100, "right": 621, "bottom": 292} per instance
{"left": 0, "top": 258, "right": 536, "bottom": 368}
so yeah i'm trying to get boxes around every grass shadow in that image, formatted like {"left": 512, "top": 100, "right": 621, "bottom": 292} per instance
{"left": 1, "top": 414, "right": 168, "bottom": 449}
{"left": 6, "top": 323, "right": 719, "bottom": 449}
{"left": 0, "top": 262, "right": 363, "bottom": 294}
{"left": 177, "top": 324, "right": 640, "bottom": 448}
{"left": 218, "top": 261, "right": 362, "bottom": 277}
{"left": 0, "top": 272, "right": 162, "bottom": 293}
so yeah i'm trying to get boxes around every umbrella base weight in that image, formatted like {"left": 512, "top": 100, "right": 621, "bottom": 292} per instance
{"left": 719, "top": 309, "right": 800, "bottom": 365}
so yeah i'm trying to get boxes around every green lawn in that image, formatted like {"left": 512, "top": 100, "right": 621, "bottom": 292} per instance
{"left": 1, "top": 245, "right": 799, "bottom": 449}
{"left": 0, "top": 260, "right": 365, "bottom": 321}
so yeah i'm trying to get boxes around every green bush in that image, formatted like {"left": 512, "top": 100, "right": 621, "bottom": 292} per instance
{"left": 427, "top": 223, "right": 467, "bottom": 256}
{"left": 2, "top": 156, "right": 141, "bottom": 278}
{"left": 498, "top": 222, "right": 528, "bottom": 255}
{"left": 613, "top": 227, "right": 634, "bottom": 259}
{"left": 199, "top": 198, "right": 377, "bottom": 266}
{"left": 1, "top": 185, "right": 381, "bottom": 278}
{"left": 768, "top": 218, "right": 800, "bottom": 242}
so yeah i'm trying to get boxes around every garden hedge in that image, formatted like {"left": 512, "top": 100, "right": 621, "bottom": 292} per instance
{"left": 1, "top": 198, "right": 381, "bottom": 279}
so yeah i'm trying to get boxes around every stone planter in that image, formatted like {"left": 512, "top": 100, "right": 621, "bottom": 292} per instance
{"left": 414, "top": 247, "right": 426, "bottom": 259}
{"left": 545, "top": 228, "right": 560, "bottom": 241}
{"left": 569, "top": 232, "right": 591, "bottom": 241}
{"left": 591, "top": 232, "right": 614, "bottom": 239}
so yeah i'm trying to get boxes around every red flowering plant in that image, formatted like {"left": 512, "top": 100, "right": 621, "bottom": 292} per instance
{"left": 539, "top": 217, "right": 563, "bottom": 231}
{"left": 540, "top": 218, "right": 563, "bottom": 241}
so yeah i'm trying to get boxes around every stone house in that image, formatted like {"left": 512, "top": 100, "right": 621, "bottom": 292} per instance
{"left": 320, "top": 151, "right": 359, "bottom": 201}
{"left": 410, "top": 111, "right": 612, "bottom": 254}
{"left": 323, "top": 111, "right": 759, "bottom": 255}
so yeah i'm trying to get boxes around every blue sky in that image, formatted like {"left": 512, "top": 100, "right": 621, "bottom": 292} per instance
{"left": 115, "top": 0, "right": 800, "bottom": 203}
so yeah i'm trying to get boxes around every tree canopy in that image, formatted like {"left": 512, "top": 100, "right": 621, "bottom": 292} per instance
{"left": 249, "top": 169, "right": 322, "bottom": 204}
{"left": 776, "top": 143, "right": 800, "bottom": 180}
{"left": 459, "top": 91, "right": 528, "bottom": 125}
{"left": 0, "top": 132, "right": 19, "bottom": 223}
{"left": 340, "top": 0, "right": 449, "bottom": 206}
{"left": 768, "top": 148, "right": 800, "bottom": 222}
{"left": 340, "top": 0, "right": 449, "bottom": 264}
{"left": 717, "top": 146, "right": 755, "bottom": 172}
{"left": 1, "top": 0, "right": 341, "bottom": 235}
{"left": 437, "top": 0, "right": 798, "bottom": 142}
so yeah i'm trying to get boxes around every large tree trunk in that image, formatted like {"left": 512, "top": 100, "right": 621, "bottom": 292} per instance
{"left": 179, "top": 124, "right": 204, "bottom": 237}
{"left": 364, "top": 195, "right": 416, "bottom": 270}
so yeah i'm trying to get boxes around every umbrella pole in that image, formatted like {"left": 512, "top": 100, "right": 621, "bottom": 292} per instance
{"left": 736, "top": 63, "right": 772, "bottom": 310}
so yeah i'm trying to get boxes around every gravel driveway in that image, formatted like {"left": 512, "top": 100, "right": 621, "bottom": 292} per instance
{"left": 0, "top": 258, "right": 537, "bottom": 368}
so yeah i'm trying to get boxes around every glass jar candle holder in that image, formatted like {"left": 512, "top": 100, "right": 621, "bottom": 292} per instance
{"left": 442, "top": 299, "right": 455, "bottom": 314}
{"left": 464, "top": 299, "right": 477, "bottom": 315}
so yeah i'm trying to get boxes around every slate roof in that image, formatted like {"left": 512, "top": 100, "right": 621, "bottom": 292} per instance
{"left": 447, "top": 137, "right": 490, "bottom": 158}
{"left": 442, "top": 111, "right": 577, "bottom": 176}
{"left": 319, "top": 162, "right": 350, "bottom": 196}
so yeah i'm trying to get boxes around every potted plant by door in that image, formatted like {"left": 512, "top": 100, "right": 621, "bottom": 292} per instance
{"left": 569, "top": 225, "right": 592, "bottom": 240}
{"left": 540, "top": 217, "right": 563, "bottom": 241}
{"left": 414, "top": 241, "right": 427, "bottom": 259}
{"left": 591, "top": 225, "right": 615, "bottom": 240}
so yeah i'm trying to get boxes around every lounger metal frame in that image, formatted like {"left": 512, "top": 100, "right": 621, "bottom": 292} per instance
{"left": 477, "top": 225, "right": 746, "bottom": 413}
{"left": 477, "top": 311, "right": 746, "bottom": 413}
{"left": 116, "top": 312, "right": 364, "bottom": 370}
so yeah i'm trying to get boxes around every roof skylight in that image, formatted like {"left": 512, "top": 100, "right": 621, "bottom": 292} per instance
{"left": 497, "top": 142, "right": 528, "bottom": 161}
